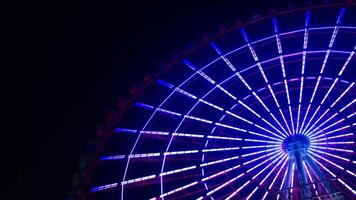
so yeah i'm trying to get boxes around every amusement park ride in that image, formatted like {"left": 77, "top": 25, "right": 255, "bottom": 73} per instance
{"left": 69, "top": 2, "right": 356, "bottom": 200}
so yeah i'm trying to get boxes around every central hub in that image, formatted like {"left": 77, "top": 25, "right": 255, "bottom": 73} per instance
{"left": 282, "top": 134, "right": 310, "bottom": 155}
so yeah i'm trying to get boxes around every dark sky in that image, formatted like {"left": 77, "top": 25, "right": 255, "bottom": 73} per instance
{"left": 22, "top": 0, "right": 311, "bottom": 199}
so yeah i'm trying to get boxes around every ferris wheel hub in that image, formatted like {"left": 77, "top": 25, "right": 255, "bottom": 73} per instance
{"left": 282, "top": 134, "right": 310, "bottom": 156}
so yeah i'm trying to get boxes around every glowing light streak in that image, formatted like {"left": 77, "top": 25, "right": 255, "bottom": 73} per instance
{"left": 159, "top": 165, "right": 196, "bottom": 176}
{"left": 297, "top": 11, "right": 310, "bottom": 134}
{"left": 276, "top": 163, "right": 289, "bottom": 200}
{"left": 121, "top": 174, "right": 156, "bottom": 185}
{"left": 310, "top": 132, "right": 353, "bottom": 142}
{"left": 309, "top": 151, "right": 344, "bottom": 170}
{"left": 310, "top": 145, "right": 353, "bottom": 153}
{"left": 204, "top": 150, "right": 283, "bottom": 198}
{"left": 310, "top": 153, "right": 356, "bottom": 195}
{"left": 290, "top": 163, "right": 295, "bottom": 194}
{"left": 310, "top": 147, "right": 352, "bottom": 163}
{"left": 300, "top": 9, "right": 345, "bottom": 135}
{"left": 157, "top": 79, "right": 285, "bottom": 141}
{"left": 159, "top": 181, "right": 198, "bottom": 198}
{"left": 303, "top": 161, "right": 318, "bottom": 196}
{"left": 91, "top": 183, "right": 118, "bottom": 192}
{"left": 213, "top": 37, "right": 291, "bottom": 136}
{"left": 306, "top": 82, "right": 354, "bottom": 136}
{"left": 309, "top": 125, "right": 352, "bottom": 140}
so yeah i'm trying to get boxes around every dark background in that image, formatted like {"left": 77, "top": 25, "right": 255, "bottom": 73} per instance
{"left": 22, "top": 0, "right": 321, "bottom": 199}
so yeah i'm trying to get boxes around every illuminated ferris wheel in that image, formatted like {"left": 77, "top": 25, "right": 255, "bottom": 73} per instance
{"left": 79, "top": 3, "right": 356, "bottom": 200}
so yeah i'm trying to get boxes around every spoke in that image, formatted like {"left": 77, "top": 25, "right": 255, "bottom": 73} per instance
{"left": 241, "top": 28, "right": 292, "bottom": 135}
{"left": 300, "top": 8, "right": 346, "bottom": 134}
{"left": 303, "top": 161, "right": 319, "bottom": 196}
{"left": 201, "top": 150, "right": 284, "bottom": 198}
{"left": 309, "top": 124, "right": 353, "bottom": 140}
{"left": 273, "top": 17, "right": 295, "bottom": 134}
{"left": 308, "top": 151, "right": 354, "bottom": 175}
{"left": 290, "top": 163, "right": 296, "bottom": 195}
{"left": 238, "top": 100, "right": 286, "bottom": 138}
{"left": 115, "top": 127, "right": 281, "bottom": 143}
{"left": 305, "top": 82, "right": 355, "bottom": 137}
{"left": 310, "top": 145, "right": 353, "bottom": 153}
{"left": 202, "top": 147, "right": 281, "bottom": 168}
{"left": 276, "top": 161, "right": 290, "bottom": 199}
{"left": 121, "top": 66, "right": 203, "bottom": 199}
{"left": 134, "top": 101, "right": 285, "bottom": 141}
{"left": 297, "top": 10, "right": 311, "bottom": 134}
{"left": 309, "top": 154, "right": 356, "bottom": 195}
{"left": 211, "top": 41, "right": 289, "bottom": 137}
{"left": 302, "top": 48, "right": 355, "bottom": 134}
{"left": 309, "top": 147, "right": 354, "bottom": 163}
{"left": 309, "top": 132, "right": 353, "bottom": 142}
{"left": 91, "top": 183, "right": 118, "bottom": 192}
{"left": 182, "top": 59, "right": 285, "bottom": 139}
{"left": 158, "top": 181, "right": 199, "bottom": 199}
{"left": 104, "top": 148, "right": 283, "bottom": 194}
{"left": 261, "top": 156, "right": 289, "bottom": 200}
{"left": 311, "top": 140, "right": 354, "bottom": 146}
{"left": 246, "top": 155, "right": 288, "bottom": 200}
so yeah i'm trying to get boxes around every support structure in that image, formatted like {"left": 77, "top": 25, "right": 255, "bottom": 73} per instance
{"left": 281, "top": 134, "right": 342, "bottom": 200}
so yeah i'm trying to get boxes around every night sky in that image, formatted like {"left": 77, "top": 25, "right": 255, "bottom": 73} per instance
{"left": 23, "top": 0, "right": 308, "bottom": 199}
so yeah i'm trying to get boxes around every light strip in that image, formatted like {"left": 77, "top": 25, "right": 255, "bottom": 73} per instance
{"left": 300, "top": 8, "right": 345, "bottom": 134}
{"left": 274, "top": 18, "right": 295, "bottom": 134}
{"left": 306, "top": 82, "right": 355, "bottom": 137}
{"left": 158, "top": 78, "right": 284, "bottom": 141}
{"left": 242, "top": 28, "right": 292, "bottom": 135}
{"left": 303, "top": 161, "right": 319, "bottom": 196}
{"left": 297, "top": 10, "right": 310, "bottom": 134}
{"left": 227, "top": 154, "right": 285, "bottom": 200}
{"left": 211, "top": 41, "right": 289, "bottom": 136}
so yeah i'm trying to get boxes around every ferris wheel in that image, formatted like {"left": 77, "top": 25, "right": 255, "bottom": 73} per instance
{"left": 81, "top": 3, "right": 356, "bottom": 200}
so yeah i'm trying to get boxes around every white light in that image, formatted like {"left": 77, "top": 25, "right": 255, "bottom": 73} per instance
{"left": 238, "top": 100, "right": 261, "bottom": 117}
{"left": 159, "top": 165, "right": 196, "bottom": 176}
{"left": 290, "top": 163, "right": 295, "bottom": 194}
{"left": 173, "top": 132, "right": 204, "bottom": 138}
{"left": 216, "top": 84, "right": 237, "bottom": 100}
{"left": 140, "top": 130, "right": 170, "bottom": 135}
{"left": 277, "top": 163, "right": 289, "bottom": 199}
{"left": 202, "top": 146, "right": 240, "bottom": 152}
{"left": 157, "top": 108, "right": 182, "bottom": 116}
{"left": 184, "top": 115, "right": 212, "bottom": 124}
{"left": 201, "top": 165, "right": 241, "bottom": 182}
{"left": 121, "top": 174, "right": 156, "bottom": 185}
{"left": 309, "top": 151, "right": 344, "bottom": 170}
{"left": 128, "top": 153, "right": 160, "bottom": 158}
{"left": 303, "top": 161, "right": 318, "bottom": 196}
{"left": 215, "top": 122, "right": 247, "bottom": 132}
{"left": 159, "top": 181, "right": 198, "bottom": 198}
{"left": 207, "top": 135, "right": 242, "bottom": 141}
{"left": 199, "top": 99, "right": 223, "bottom": 111}
{"left": 200, "top": 155, "right": 240, "bottom": 167}
{"left": 175, "top": 88, "right": 197, "bottom": 99}
{"left": 163, "top": 150, "right": 199, "bottom": 156}
{"left": 309, "top": 154, "right": 339, "bottom": 181}
{"left": 331, "top": 82, "right": 355, "bottom": 108}
{"left": 311, "top": 145, "right": 353, "bottom": 153}
{"left": 206, "top": 173, "right": 244, "bottom": 197}
{"left": 225, "top": 110, "right": 252, "bottom": 124}
{"left": 338, "top": 50, "right": 355, "bottom": 76}
{"left": 338, "top": 179, "right": 356, "bottom": 195}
